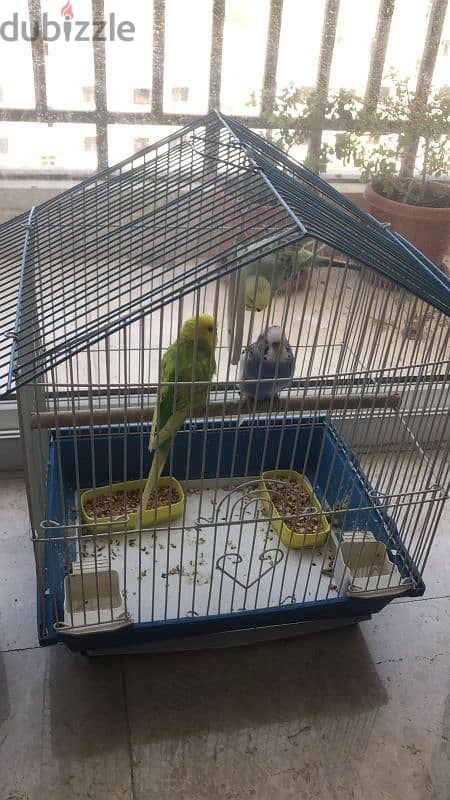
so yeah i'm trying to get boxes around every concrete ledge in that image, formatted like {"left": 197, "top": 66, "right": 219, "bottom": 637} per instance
{"left": 0, "top": 178, "right": 369, "bottom": 221}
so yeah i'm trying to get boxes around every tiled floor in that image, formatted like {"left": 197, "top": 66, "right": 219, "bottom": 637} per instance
{"left": 0, "top": 472, "right": 449, "bottom": 800}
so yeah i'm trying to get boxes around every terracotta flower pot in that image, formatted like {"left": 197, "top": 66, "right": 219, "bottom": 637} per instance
{"left": 363, "top": 180, "right": 450, "bottom": 268}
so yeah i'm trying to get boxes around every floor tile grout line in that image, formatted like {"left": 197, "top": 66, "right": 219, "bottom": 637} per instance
{"left": 391, "top": 592, "right": 450, "bottom": 605}
{"left": 0, "top": 644, "right": 41, "bottom": 655}
{"left": 121, "top": 655, "right": 138, "bottom": 800}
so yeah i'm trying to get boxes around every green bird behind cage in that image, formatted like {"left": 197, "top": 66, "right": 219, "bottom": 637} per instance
{"left": 244, "top": 242, "right": 336, "bottom": 311}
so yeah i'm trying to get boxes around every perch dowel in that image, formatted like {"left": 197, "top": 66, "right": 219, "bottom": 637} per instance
{"left": 30, "top": 393, "right": 401, "bottom": 429}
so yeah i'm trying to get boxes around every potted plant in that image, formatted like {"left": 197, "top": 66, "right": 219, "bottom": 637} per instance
{"left": 342, "top": 76, "right": 450, "bottom": 268}
{"left": 263, "top": 77, "right": 450, "bottom": 268}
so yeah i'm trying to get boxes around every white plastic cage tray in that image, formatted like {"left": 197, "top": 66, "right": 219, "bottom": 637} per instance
{"left": 71, "top": 477, "right": 347, "bottom": 626}
{"left": 55, "top": 558, "right": 133, "bottom": 636}
{"left": 328, "top": 529, "right": 413, "bottom": 599}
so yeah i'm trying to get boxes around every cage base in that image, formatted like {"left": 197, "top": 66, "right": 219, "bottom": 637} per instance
{"left": 39, "top": 419, "right": 425, "bottom": 652}
{"left": 82, "top": 614, "right": 372, "bottom": 656}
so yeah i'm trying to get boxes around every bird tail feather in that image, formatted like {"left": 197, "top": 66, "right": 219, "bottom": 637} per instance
{"left": 149, "top": 390, "right": 160, "bottom": 452}
{"left": 139, "top": 439, "right": 171, "bottom": 524}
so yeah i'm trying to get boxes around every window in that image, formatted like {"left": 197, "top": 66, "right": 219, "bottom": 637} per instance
{"left": 133, "top": 137, "right": 150, "bottom": 153}
{"left": 133, "top": 88, "right": 151, "bottom": 105}
{"left": 0, "top": 139, "right": 8, "bottom": 154}
{"left": 82, "top": 86, "right": 95, "bottom": 104}
{"left": 171, "top": 86, "right": 189, "bottom": 102}
{"left": 41, "top": 155, "right": 56, "bottom": 167}
{"left": 84, "top": 136, "right": 97, "bottom": 153}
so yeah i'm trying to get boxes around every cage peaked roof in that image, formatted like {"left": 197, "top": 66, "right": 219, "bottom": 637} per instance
{"left": 0, "top": 110, "right": 449, "bottom": 398}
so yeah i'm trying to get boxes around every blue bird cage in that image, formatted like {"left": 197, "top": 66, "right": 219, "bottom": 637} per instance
{"left": 1, "top": 111, "right": 449, "bottom": 654}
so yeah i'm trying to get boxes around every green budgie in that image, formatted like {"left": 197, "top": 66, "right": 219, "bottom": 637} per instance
{"left": 244, "top": 241, "right": 335, "bottom": 311}
{"left": 140, "top": 314, "right": 217, "bottom": 516}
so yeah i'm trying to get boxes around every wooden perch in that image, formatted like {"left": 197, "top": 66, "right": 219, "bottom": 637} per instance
{"left": 30, "top": 392, "right": 401, "bottom": 430}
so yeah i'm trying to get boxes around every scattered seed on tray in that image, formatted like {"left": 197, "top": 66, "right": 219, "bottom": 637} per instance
{"left": 163, "top": 564, "right": 188, "bottom": 579}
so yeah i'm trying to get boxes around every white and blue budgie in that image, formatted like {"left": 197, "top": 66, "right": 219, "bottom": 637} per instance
{"left": 238, "top": 325, "right": 295, "bottom": 409}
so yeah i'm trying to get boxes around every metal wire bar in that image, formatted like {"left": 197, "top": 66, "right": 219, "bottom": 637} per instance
{"left": 364, "top": 0, "right": 396, "bottom": 112}
{"left": 27, "top": 0, "right": 47, "bottom": 115}
{"left": 307, "top": 0, "right": 340, "bottom": 167}
{"left": 152, "top": 0, "right": 166, "bottom": 117}
{"left": 261, "top": 0, "right": 284, "bottom": 118}
{"left": 92, "top": 0, "right": 109, "bottom": 171}
{"left": 399, "top": 0, "right": 449, "bottom": 177}
{"left": 2, "top": 106, "right": 445, "bottom": 135}
{"left": 7, "top": 208, "right": 36, "bottom": 392}
{"left": 208, "top": 0, "right": 226, "bottom": 111}
{"left": 33, "top": 487, "right": 444, "bottom": 544}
